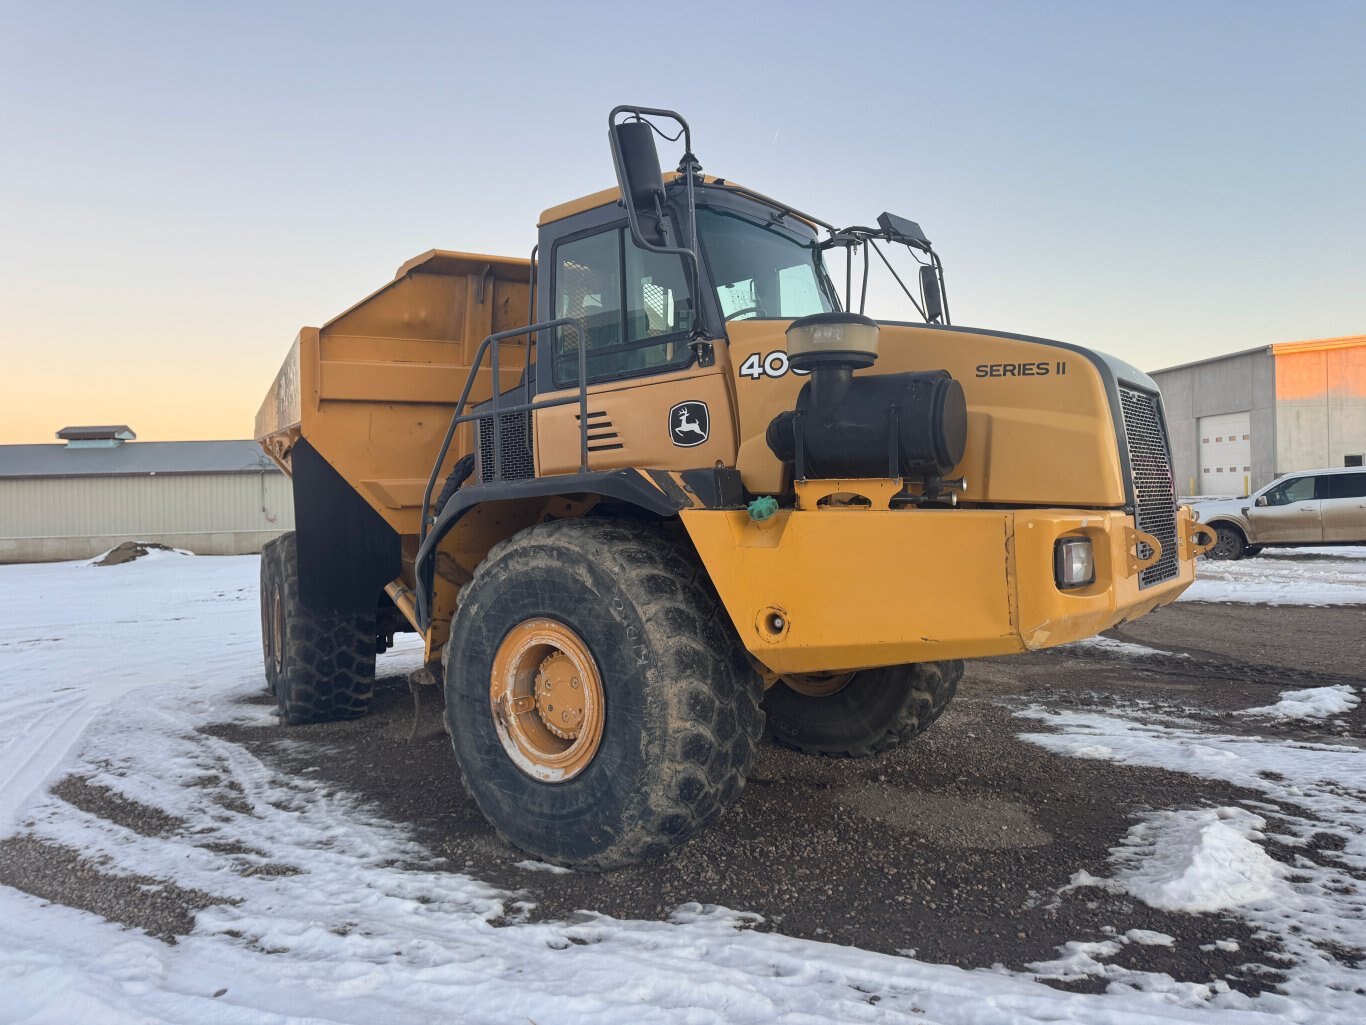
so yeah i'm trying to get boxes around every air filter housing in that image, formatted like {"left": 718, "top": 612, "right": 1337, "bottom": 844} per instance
{"left": 766, "top": 313, "right": 967, "bottom": 481}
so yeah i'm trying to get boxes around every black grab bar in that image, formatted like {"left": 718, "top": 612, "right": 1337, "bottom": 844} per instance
{"left": 419, "top": 316, "right": 587, "bottom": 548}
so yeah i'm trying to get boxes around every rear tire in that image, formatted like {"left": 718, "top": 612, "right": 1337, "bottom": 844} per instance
{"left": 1206, "top": 524, "right": 1247, "bottom": 561}
{"left": 443, "top": 518, "right": 763, "bottom": 869}
{"left": 260, "top": 532, "right": 375, "bottom": 724}
{"left": 764, "top": 660, "right": 962, "bottom": 758}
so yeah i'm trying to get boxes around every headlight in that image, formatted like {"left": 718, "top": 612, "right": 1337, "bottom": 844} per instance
{"left": 1054, "top": 537, "right": 1095, "bottom": 590}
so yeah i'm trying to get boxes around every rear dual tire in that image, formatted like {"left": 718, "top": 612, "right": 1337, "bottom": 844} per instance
{"left": 260, "top": 532, "right": 375, "bottom": 725}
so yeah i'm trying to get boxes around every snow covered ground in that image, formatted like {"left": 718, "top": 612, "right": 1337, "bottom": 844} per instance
{"left": 1016, "top": 704, "right": 1366, "bottom": 1020}
{"left": 1, "top": 551, "right": 1364, "bottom": 1024}
{"left": 1181, "top": 546, "right": 1366, "bottom": 605}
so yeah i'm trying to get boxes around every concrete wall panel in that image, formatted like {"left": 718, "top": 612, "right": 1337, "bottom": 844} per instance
{"left": 0, "top": 473, "right": 294, "bottom": 540}
{"left": 1151, "top": 349, "right": 1276, "bottom": 495}
{"left": 0, "top": 529, "right": 286, "bottom": 564}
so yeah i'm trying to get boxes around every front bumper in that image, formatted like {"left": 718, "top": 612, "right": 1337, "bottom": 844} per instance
{"left": 681, "top": 504, "right": 1203, "bottom": 676}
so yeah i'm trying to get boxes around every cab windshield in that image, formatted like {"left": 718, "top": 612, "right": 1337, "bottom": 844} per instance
{"left": 696, "top": 207, "right": 839, "bottom": 321}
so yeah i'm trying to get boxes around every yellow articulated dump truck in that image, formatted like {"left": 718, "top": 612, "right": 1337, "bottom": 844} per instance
{"left": 255, "top": 105, "right": 1215, "bottom": 869}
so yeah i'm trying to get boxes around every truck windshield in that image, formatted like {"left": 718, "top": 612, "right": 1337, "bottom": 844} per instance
{"left": 697, "top": 207, "right": 839, "bottom": 320}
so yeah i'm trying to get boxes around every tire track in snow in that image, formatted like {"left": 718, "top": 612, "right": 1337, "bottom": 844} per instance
{"left": 0, "top": 554, "right": 261, "bottom": 836}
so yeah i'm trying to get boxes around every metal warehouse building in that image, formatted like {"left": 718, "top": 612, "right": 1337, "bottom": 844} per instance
{"left": 0, "top": 426, "right": 293, "bottom": 563}
{"left": 1150, "top": 335, "right": 1366, "bottom": 497}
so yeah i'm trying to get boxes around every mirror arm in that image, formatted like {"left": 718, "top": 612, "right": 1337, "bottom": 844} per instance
{"left": 860, "top": 238, "right": 871, "bottom": 315}
{"left": 930, "top": 250, "right": 950, "bottom": 326}
{"left": 868, "top": 239, "right": 928, "bottom": 322}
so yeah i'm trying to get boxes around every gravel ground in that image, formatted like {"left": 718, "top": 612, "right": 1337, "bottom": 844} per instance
{"left": 4, "top": 600, "right": 1363, "bottom": 992}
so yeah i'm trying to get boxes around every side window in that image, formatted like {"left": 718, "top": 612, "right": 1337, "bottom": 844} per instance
{"left": 625, "top": 240, "right": 691, "bottom": 353}
{"left": 554, "top": 228, "right": 692, "bottom": 388}
{"left": 1328, "top": 473, "right": 1366, "bottom": 500}
{"left": 555, "top": 231, "right": 622, "bottom": 355}
{"left": 1264, "top": 476, "right": 1316, "bottom": 506}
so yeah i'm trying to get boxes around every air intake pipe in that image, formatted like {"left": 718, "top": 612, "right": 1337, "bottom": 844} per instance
{"left": 765, "top": 313, "right": 967, "bottom": 482}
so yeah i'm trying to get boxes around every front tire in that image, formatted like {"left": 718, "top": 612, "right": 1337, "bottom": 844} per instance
{"left": 764, "top": 660, "right": 962, "bottom": 758}
{"left": 1206, "top": 524, "right": 1247, "bottom": 561}
{"left": 260, "top": 532, "right": 375, "bottom": 724}
{"left": 443, "top": 518, "right": 763, "bottom": 870}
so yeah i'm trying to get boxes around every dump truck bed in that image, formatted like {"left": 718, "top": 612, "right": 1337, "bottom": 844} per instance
{"left": 254, "top": 250, "right": 532, "bottom": 540}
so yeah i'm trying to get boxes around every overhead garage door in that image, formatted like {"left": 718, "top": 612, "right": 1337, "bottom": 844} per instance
{"left": 1198, "top": 412, "right": 1252, "bottom": 496}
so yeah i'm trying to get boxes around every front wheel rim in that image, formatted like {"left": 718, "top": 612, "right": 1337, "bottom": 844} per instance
{"left": 782, "top": 671, "right": 856, "bottom": 698}
{"left": 489, "top": 618, "right": 605, "bottom": 783}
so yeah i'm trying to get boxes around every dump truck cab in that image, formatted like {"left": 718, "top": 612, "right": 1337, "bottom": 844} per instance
{"left": 256, "top": 105, "right": 1214, "bottom": 869}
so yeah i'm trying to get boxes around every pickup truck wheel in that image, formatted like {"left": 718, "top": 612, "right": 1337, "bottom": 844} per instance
{"left": 1206, "top": 525, "right": 1247, "bottom": 561}
{"left": 443, "top": 518, "right": 764, "bottom": 870}
{"left": 260, "top": 532, "right": 375, "bottom": 724}
{"left": 764, "top": 660, "right": 962, "bottom": 758}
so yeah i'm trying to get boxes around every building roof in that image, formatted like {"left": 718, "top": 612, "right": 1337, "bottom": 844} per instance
{"left": 1150, "top": 334, "right": 1364, "bottom": 377}
{"left": 1270, "top": 333, "right": 1365, "bottom": 356}
{"left": 1148, "top": 345, "right": 1271, "bottom": 377}
{"left": 56, "top": 425, "right": 135, "bottom": 441}
{"left": 0, "top": 440, "right": 282, "bottom": 480}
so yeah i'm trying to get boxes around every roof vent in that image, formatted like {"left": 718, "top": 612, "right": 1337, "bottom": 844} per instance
{"left": 56, "top": 425, "right": 136, "bottom": 449}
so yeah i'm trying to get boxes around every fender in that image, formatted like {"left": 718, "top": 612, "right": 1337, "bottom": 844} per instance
{"left": 1202, "top": 515, "right": 1253, "bottom": 543}
{"left": 414, "top": 467, "right": 745, "bottom": 631}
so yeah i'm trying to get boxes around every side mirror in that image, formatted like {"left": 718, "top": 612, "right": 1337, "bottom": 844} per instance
{"left": 919, "top": 264, "right": 944, "bottom": 323}
{"left": 610, "top": 120, "right": 667, "bottom": 246}
{"left": 1255, "top": 495, "right": 1269, "bottom": 507}
{"left": 607, "top": 105, "right": 705, "bottom": 340}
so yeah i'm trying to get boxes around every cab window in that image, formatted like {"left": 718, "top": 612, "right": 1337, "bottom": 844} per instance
{"left": 1328, "top": 473, "right": 1366, "bottom": 500}
{"left": 697, "top": 208, "right": 838, "bottom": 320}
{"left": 553, "top": 228, "right": 693, "bottom": 388}
{"left": 1263, "top": 476, "right": 1319, "bottom": 506}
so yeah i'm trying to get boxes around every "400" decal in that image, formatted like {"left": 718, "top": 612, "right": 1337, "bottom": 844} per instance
{"left": 739, "top": 351, "right": 810, "bottom": 380}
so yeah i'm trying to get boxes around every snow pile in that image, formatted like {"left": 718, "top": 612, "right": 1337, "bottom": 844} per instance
{"left": 1108, "top": 808, "right": 1285, "bottom": 913}
{"left": 1017, "top": 704, "right": 1366, "bottom": 1018}
{"left": 1066, "top": 635, "right": 1186, "bottom": 658}
{"left": 91, "top": 541, "right": 192, "bottom": 566}
{"left": 1182, "top": 546, "right": 1366, "bottom": 605}
{"left": 1241, "top": 685, "right": 1359, "bottom": 720}
{"left": 1126, "top": 928, "right": 1177, "bottom": 946}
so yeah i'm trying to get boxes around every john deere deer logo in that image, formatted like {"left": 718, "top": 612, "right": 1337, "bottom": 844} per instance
{"left": 668, "top": 401, "right": 709, "bottom": 448}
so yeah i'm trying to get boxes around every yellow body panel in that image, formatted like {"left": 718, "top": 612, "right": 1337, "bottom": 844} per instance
{"left": 682, "top": 503, "right": 1200, "bottom": 675}
{"left": 724, "top": 320, "right": 1127, "bottom": 504}
{"left": 534, "top": 343, "right": 739, "bottom": 475}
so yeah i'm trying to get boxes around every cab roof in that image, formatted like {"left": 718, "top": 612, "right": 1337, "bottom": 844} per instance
{"left": 538, "top": 174, "right": 823, "bottom": 232}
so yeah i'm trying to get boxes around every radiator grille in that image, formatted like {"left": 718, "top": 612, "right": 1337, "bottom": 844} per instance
{"left": 476, "top": 411, "right": 535, "bottom": 482}
{"left": 1118, "top": 387, "right": 1179, "bottom": 587}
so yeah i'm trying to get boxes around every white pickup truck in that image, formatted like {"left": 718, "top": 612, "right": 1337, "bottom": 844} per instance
{"left": 1195, "top": 466, "right": 1366, "bottom": 559}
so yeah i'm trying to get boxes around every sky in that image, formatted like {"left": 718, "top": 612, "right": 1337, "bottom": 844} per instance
{"left": 1, "top": 0, "right": 1363, "bottom": 443}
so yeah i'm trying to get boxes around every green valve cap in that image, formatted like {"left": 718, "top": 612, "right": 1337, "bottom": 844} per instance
{"left": 747, "top": 496, "right": 779, "bottom": 521}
